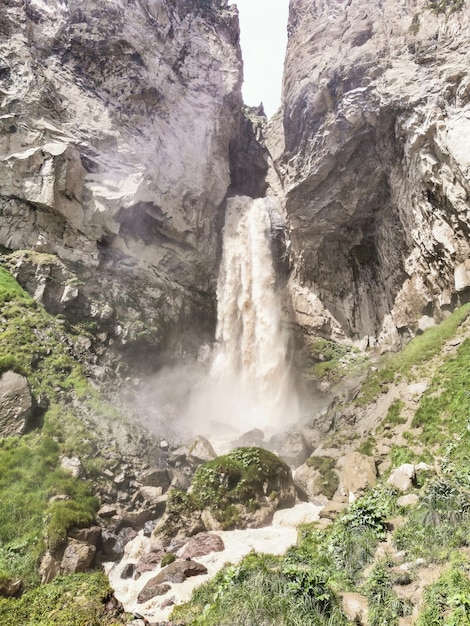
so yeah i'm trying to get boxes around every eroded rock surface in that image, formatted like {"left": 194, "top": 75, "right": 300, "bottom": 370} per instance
{"left": 272, "top": 0, "right": 470, "bottom": 347}
{"left": 0, "top": 0, "right": 243, "bottom": 375}
{"left": 0, "top": 371, "right": 33, "bottom": 437}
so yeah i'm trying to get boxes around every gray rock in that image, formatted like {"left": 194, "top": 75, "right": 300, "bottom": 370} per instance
{"left": 60, "top": 539, "right": 96, "bottom": 575}
{"left": 387, "top": 464, "right": 416, "bottom": 492}
{"left": 0, "top": 371, "right": 33, "bottom": 437}
{"left": 188, "top": 436, "right": 217, "bottom": 463}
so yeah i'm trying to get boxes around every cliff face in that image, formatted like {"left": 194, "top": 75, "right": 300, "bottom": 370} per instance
{"left": 274, "top": 0, "right": 470, "bottom": 347}
{"left": 0, "top": 0, "right": 242, "bottom": 372}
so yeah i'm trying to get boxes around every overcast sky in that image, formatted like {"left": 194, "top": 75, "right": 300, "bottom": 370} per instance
{"left": 235, "top": 0, "right": 289, "bottom": 118}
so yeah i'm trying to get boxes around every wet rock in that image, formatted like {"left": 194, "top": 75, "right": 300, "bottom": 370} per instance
{"left": 137, "top": 581, "right": 171, "bottom": 604}
{"left": 134, "top": 551, "right": 167, "bottom": 578}
{"left": 150, "top": 559, "right": 208, "bottom": 584}
{"left": 120, "top": 563, "right": 135, "bottom": 579}
{"left": 113, "top": 527, "right": 138, "bottom": 557}
{"left": 0, "top": 371, "right": 34, "bottom": 437}
{"left": 179, "top": 533, "right": 225, "bottom": 559}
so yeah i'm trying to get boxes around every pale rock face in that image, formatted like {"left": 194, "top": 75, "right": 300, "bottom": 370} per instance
{"left": 0, "top": 0, "right": 243, "bottom": 365}
{"left": 273, "top": 0, "right": 470, "bottom": 345}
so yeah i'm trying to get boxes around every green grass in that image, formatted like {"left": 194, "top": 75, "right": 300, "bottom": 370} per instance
{"left": 308, "top": 337, "right": 368, "bottom": 384}
{"left": 171, "top": 551, "right": 348, "bottom": 626}
{"left": 356, "top": 304, "right": 470, "bottom": 406}
{"left": 305, "top": 456, "right": 339, "bottom": 499}
{"left": 0, "top": 571, "right": 122, "bottom": 626}
{"left": 415, "top": 553, "right": 470, "bottom": 625}
{"left": 363, "top": 560, "right": 412, "bottom": 626}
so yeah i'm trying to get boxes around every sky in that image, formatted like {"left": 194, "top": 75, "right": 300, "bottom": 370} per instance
{"left": 235, "top": 0, "right": 289, "bottom": 118}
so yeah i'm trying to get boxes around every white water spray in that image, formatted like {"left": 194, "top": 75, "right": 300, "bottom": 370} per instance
{"left": 191, "top": 196, "right": 299, "bottom": 437}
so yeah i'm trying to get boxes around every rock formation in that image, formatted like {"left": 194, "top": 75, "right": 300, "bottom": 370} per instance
{"left": 0, "top": 0, "right": 244, "bottom": 375}
{"left": 270, "top": 0, "right": 470, "bottom": 348}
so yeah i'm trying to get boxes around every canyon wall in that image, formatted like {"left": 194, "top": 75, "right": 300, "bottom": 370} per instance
{"left": 0, "top": 0, "right": 244, "bottom": 374}
{"left": 273, "top": 0, "right": 470, "bottom": 348}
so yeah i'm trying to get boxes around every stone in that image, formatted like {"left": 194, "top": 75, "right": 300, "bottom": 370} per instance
{"left": 341, "top": 592, "right": 369, "bottom": 625}
{"left": 141, "top": 467, "right": 170, "bottom": 491}
{"left": 179, "top": 533, "right": 225, "bottom": 559}
{"left": 134, "top": 551, "right": 167, "bottom": 578}
{"left": 232, "top": 428, "right": 266, "bottom": 448}
{"left": 387, "top": 464, "right": 416, "bottom": 492}
{"left": 293, "top": 464, "right": 327, "bottom": 503}
{"left": 60, "top": 539, "right": 95, "bottom": 575}
{"left": 188, "top": 436, "right": 217, "bottom": 463}
{"left": 336, "top": 452, "right": 377, "bottom": 499}
{"left": 149, "top": 560, "right": 208, "bottom": 585}
{"left": 138, "top": 486, "right": 164, "bottom": 505}
{"left": 120, "top": 563, "right": 135, "bottom": 580}
{"left": 0, "top": 371, "right": 33, "bottom": 437}
{"left": 113, "top": 527, "right": 138, "bottom": 557}
{"left": 270, "top": 430, "right": 310, "bottom": 467}
{"left": 137, "top": 581, "right": 171, "bottom": 604}
{"left": 68, "top": 526, "right": 101, "bottom": 547}
{"left": 0, "top": 577, "right": 22, "bottom": 598}
{"left": 397, "top": 494, "right": 420, "bottom": 508}
{"left": 60, "top": 456, "right": 82, "bottom": 478}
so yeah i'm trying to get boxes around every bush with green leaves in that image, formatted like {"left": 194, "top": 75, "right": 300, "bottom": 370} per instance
{"left": 0, "top": 571, "right": 122, "bottom": 626}
{"left": 328, "top": 486, "right": 397, "bottom": 582}
{"left": 394, "top": 476, "right": 470, "bottom": 562}
{"left": 363, "top": 560, "right": 412, "bottom": 626}
{"left": 416, "top": 553, "right": 470, "bottom": 625}
{"left": 171, "top": 551, "right": 347, "bottom": 626}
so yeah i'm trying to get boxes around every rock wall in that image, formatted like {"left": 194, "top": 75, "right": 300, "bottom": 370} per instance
{"left": 0, "top": 0, "right": 243, "bottom": 373}
{"left": 273, "top": 0, "right": 470, "bottom": 347}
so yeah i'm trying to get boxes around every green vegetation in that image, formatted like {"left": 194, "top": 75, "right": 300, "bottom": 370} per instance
{"left": 191, "top": 447, "right": 291, "bottom": 523}
{"left": 357, "top": 435, "right": 376, "bottom": 456}
{"left": 394, "top": 476, "right": 470, "bottom": 562}
{"left": 171, "top": 549, "right": 347, "bottom": 626}
{"left": 308, "top": 337, "right": 367, "bottom": 384}
{"left": 416, "top": 554, "right": 470, "bottom": 624}
{"left": 409, "top": 12, "right": 420, "bottom": 34}
{"left": 363, "top": 560, "right": 412, "bottom": 626}
{"left": 0, "top": 571, "right": 121, "bottom": 626}
{"left": 305, "top": 456, "right": 339, "bottom": 499}
{"left": 356, "top": 304, "right": 470, "bottom": 406}
{"left": 0, "top": 268, "right": 102, "bottom": 587}
{"left": 428, "top": 0, "right": 465, "bottom": 14}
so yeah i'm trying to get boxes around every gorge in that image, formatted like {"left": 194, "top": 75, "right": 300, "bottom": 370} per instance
{"left": 1, "top": 0, "right": 470, "bottom": 624}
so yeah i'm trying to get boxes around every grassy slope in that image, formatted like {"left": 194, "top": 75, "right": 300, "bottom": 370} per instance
{"left": 0, "top": 266, "right": 125, "bottom": 624}
{"left": 172, "top": 304, "right": 470, "bottom": 626}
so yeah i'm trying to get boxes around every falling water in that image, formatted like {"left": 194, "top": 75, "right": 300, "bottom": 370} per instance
{"left": 201, "top": 195, "right": 299, "bottom": 435}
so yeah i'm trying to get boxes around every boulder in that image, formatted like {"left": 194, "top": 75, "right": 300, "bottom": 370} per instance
{"left": 60, "top": 539, "right": 95, "bottom": 575}
{"left": 150, "top": 559, "right": 208, "bottom": 585}
{"left": 397, "top": 494, "right": 420, "bottom": 508}
{"left": 134, "top": 551, "right": 167, "bottom": 578}
{"left": 0, "top": 371, "right": 33, "bottom": 437}
{"left": 341, "top": 592, "right": 369, "bottom": 625}
{"left": 137, "top": 581, "right": 171, "bottom": 604}
{"left": 188, "top": 436, "right": 217, "bottom": 463}
{"left": 387, "top": 464, "right": 415, "bottom": 492}
{"left": 141, "top": 467, "right": 170, "bottom": 491}
{"left": 68, "top": 526, "right": 101, "bottom": 546}
{"left": 270, "top": 431, "right": 310, "bottom": 467}
{"left": 179, "top": 533, "right": 225, "bottom": 559}
{"left": 336, "top": 452, "right": 377, "bottom": 499}
{"left": 60, "top": 455, "right": 82, "bottom": 478}
{"left": 0, "top": 577, "right": 22, "bottom": 598}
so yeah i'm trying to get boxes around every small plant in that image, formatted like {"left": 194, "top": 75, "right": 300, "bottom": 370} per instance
{"left": 305, "top": 456, "right": 339, "bottom": 499}
{"left": 161, "top": 553, "right": 176, "bottom": 567}
{"left": 363, "top": 560, "right": 412, "bottom": 626}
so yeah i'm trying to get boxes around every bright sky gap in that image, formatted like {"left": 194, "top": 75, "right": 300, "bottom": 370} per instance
{"left": 235, "top": 0, "right": 289, "bottom": 118}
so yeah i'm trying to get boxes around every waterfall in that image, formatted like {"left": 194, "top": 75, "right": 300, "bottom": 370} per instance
{"left": 196, "top": 195, "right": 299, "bottom": 436}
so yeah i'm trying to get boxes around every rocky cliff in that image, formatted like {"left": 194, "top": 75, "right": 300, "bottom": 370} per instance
{"left": 0, "top": 0, "right": 244, "bottom": 375}
{"left": 272, "top": 0, "right": 470, "bottom": 348}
